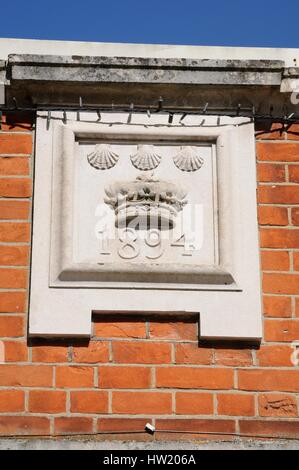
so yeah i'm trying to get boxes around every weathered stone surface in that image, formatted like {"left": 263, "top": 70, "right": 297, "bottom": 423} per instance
{"left": 0, "top": 437, "right": 299, "bottom": 450}
{"left": 3, "top": 54, "right": 295, "bottom": 116}
{"left": 7, "top": 55, "right": 284, "bottom": 86}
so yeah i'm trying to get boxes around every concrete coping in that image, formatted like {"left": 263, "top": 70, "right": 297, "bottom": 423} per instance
{"left": 7, "top": 54, "right": 285, "bottom": 69}
{"left": 2, "top": 53, "right": 299, "bottom": 107}
{"left": 6, "top": 54, "right": 287, "bottom": 87}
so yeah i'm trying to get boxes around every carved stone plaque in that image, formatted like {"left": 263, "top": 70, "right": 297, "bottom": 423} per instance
{"left": 71, "top": 141, "right": 219, "bottom": 284}
{"left": 30, "top": 112, "right": 262, "bottom": 340}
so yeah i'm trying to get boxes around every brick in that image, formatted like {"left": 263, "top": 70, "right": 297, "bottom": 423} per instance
{"left": 0, "top": 222, "right": 30, "bottom": 243}
{"left": 0, "top": 416, "right": 50, "bottom": 436}
{"left": 238, "top": 369, "right": 299, "bottom": 392}
{"left": 0, "top": 134, "right": 32, "bottom": 155}
{"left": 94, "top": 321, "right": 146, "bottom": 339}
{"left": 0, "top": 200, "right": 30, "bottom": 220}
{"left": 0, "top": 268, "right": 27, "bottom": 288}
{"left": 176, "top": 392, "right": 213, "bottom": 415}
{"left": 70, "top": 391, "right": 108, "bottom": 413}
{"left": 215, "top": 349, "right": 252, "bottom": 366}
{"left": 0, "top": 390, "right": 25, "bottom": 412}
{"left": 293, "top": 252, "right": 299, "bottom": 270}
{"left": 264, "top": 319, "right": 299, "bottom": 342}
{"left": 0, "top": 178, "right": 31, "bottom": 197}
{"left": 54, "top": 417, "right": 93, "bottom": 435}
{"left": 217, "top": 393, "right": 255, "bottom": 416}
{"left": 260, "top": 229, "right": 299, "bottom": 249}
{"left": 0, "top": 365, "right": 52, "bottom": 387}
{"left": 263, "top": 296, "right": 291, "bottom": 317}
{"left": 1, "top": 112, "right": 33, "bottom": 131}
{"left": 291, "top": 208, "right": 299, "bottom": 225}
{"left": 263, "top": 273, "right": 299, "bottom": 294}
{"left": 97, "top": 418, "right": 148, "bottom": 432}
{"left": 239, "top": 420, "right": 299, "bottom": 438}
{"left": 0, "top": 157, "right": 29, "bottom": 176}
{"left": 258, "top": 393, "right": 297, "bottom": 417}
{"left": 32, "top": 345, "right": 68, "bottom": 363}
{"left": 289, "top": 165, "right": 299, "bottom": 183}
{"left": 296, "top": 298, "right": 299, "bottom": 317}
{"left": 149, "top": 321, "right": 197, "bottom": 340}
{"left": 260, "top": 250, "right": 289, "bottom": 271}
{"left": 0, "top": 316, "right": 24, "bottom": 337}
{"left": 258, "top": 206, "right": 288, "bottom": 226}
{"left": 257, "top": 142, "right": 299, "bottom": 162}
{"left": 257, "top": 163, "right": 285, "bottom": 182}
{"left": 175, "top": 343, "right": 212, "bottom": 365}
{"left": 286, "top": 124, "right": 299, "bottom": 140}
{"left": 56, "top": 366, "right": 94, "bottom": 388}
{"left": 156, "top": 418, "right": 235, "bottom": 434}
{"left": 29, "top": 390, "right": 66, "bottom": 413}
{"left": 255, "top": 122, "right": 284, "bottom": 140}
{"left": 72, "top": 341, "right": 109, "bottom": 363}
{"left": 112, "top": 341, "right": 171, "bottom": 364}
{"left": 156, "top": 367, "right": 233, "bottom": 389}
{"left": 257, "top": 345, "right": 293, "bottom": 366}
{"left": 3, "top": 341, "right": 28, "bottom": 361}
{"left": 99, "top": 366, "right": 151, "bottom": 389}
{"left": 112, "top": 391, "right": 172, "bottom": 414}
{"left": 258, "top": 185, "right": 299, "bottom": 204}
{"left": 0, "top": 246, "right": 29, "bottom": 266}
{"left": 0, "top": 292, "right": 26, "bottom": 313}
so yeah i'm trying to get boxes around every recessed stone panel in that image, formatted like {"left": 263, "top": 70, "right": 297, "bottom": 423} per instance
{"left": 69, "top": 140, "right": 217, "bottom": 283}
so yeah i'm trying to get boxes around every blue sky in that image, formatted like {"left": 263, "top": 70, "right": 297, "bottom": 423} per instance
{"left": 1, "top": 0, "right": 298, "bottom": 48}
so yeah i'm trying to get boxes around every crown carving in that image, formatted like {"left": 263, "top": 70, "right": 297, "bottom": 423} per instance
{"left": 104, "top": 172, "right": 188, "bottom": 229}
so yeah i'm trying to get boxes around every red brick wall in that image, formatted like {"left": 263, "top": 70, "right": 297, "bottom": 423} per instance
{"left": 0, "top": 113, "right": 299, "bottom": 440}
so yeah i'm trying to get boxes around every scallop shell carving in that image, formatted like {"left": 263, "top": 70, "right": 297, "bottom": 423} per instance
{"left": 87, "top": 144, "right": 119, "bottom": 170}
{"left": 173, "top": 146, "right": 204, "bottom": 172}
{"left": 130, "top": 145, "right": 161, "bottom": 171}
